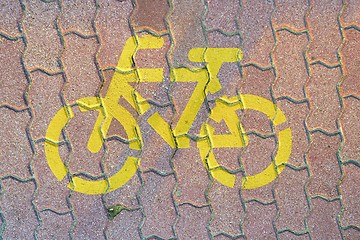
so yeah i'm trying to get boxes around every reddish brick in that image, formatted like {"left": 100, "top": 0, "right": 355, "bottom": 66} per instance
{"left": 275, "top": 168, "right": 308, "bottom": 232}
{"left": 306, "top": 64, "right": 342, "bottom": 132}
{"left": 28, "top": 71, "right": 64, "bottom": 140}
{"left": 105, "top": 210, "right": 142, "bottom": 239}
{"left": 278, "top": 232, "right": 310, "bottom": 240}
{"left": 96, "top": 0, "right": 133, "bottom": 68}
{"left": 62, "top": 34, "right": 100, "bottom": 103}
{"left": 71, "top": 193, "right": 107, "bottom": 239}
{"left": 340, "top": 97, "right": 360, "bottom": 161}
{"left": 341, "top": 29, "right": 360, "bottom": 97}
{"left": 0, "top": 1, "right": 22, "bottom": 36}
{"left": 308, "top": 198, "right": 342, "bottom": 239}
{"left": 343, "top": 228, "right": 360, "bottom": 240}
{"left": 37, "top": 211, "right": 72, "bottom": 240}
{"left": 273, "top": 31, "right": 308, "bottom": 100}
{"left": 131, "top": 0, "right": 169, "bottom": 33}
{"left": 307, "top": 132, "right": 341, "bottom": 199}
{"left": 176, "top": 204, "right": 211, "bottom": 239}
{"left": 307, "top": 0, "right": 342, "bottom": 65}
{"left": 238, "top": 0, "right": 275, "bottom": 67}
{"left": 60, "top": 0, "right": 96, "bottom": 35}
{"left": 33, "top": 142, "right": 70, "bottom": 213}
{"left": 0, "top": 108, "right": 32, "bottom": 179}
{"left": 140, "top": 172, "right": 176, "bottom": 239}
{"left": 209, "top": 181, "right": 244, "bottom": 236}
{"left": 0, "top": 179, "right": 37, "bottom": 239}
{"left": 243, "top": 201, "right": 277, "bottom": 239}
{"left": 22, "top": 0, "right": 62, "bottom": 72}
{"left": 340, "top": 163, "right": 360, "bottom": 227}
{"left": 169, "top": 0, "right": 207, "bottom": 67}
{"left": 341, "top": 0, "right": 360, "bottom": 27}
{"left": 205, "top": 0, "right": 239, "bottom": 33}
{"left": 0, "top": 37, "right": 27, "bottom": 108}
{"left": 214, "top": 235, "right": 245, "bottom": 240}
{"left": 273, "top": 0, "right": 309, "bottom": 31}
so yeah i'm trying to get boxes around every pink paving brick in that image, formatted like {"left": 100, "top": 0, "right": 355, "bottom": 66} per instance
{"left": 306, "top": 64, "right": 342, "bottom": 132}
{"left": 275, "top": 168, "right": 308, "bottom": 232}
{"left": 71, "top": 193, "right": 107, "bottom": 239}
{"left": 22, "top": 0, "right": 62, "bottom": 72}
{"left": 0, "top": 108, "right": 32, "bottom": 179}
{"left": 273, "top": 31, "right": 308, "bottom": 100}
{"left": 341, "top": 0, "right": 360, "bottom": 27}
{"left": 340, "top": 163, "right": 360, "bottom": 227}
{"left": 243, "top": 201, "right": 277, "bottom": 239}
{"left": 176, "top": 204, "right": 211, "bottom": 239}
{"left": 131, "top": 0, "right": 169, "bottom": 33}
{"left": 278, "top": 232, "right": 310, "bottom": 240}
{"left": 60, "top": 0, "right": 96, "bottom": 35}
{"left": 273, "top": 0, "right": 309, "bottom": 31}
{"left": 308, "top": 198, "right": 342, "bottom": 239}
{"left": 0, "top": 0, "right": 22, "bottom": 36}
{"left": 96, "top": 0, "right": 133, "bottom": 68}
{"left": 341, "top": 28, "right": 360, "bottom": 97}
{"left": 62, "top": 34, "right": 101, "bottom": 103}
{"left": 307, "top": 132, "right": 341, "bottom": 199}
{"left": 205, "top": 0, "right": 239, "bottom": 33}
{"left": 340, "top": 97, "right": 360, "bottom": 161}
{"left": 307, "top": 0, "right": 343, "bottom": 65}
{"left": 0, "top": 37, "right": 27, "bottom": 108}
{"left": 37, "top": 211, "right": 72, "bottom": 239}
{"left": 209, "top": 181, "right": 244, "bottom": 237}
{"left": 105, "top": 210, "right": 142, "bottom": 239}
{"left": 140, "top": 172, "right": 176, "bottom": 238}
{"left": 237, "top": 0, "right": 275, "bottom": 67}
{"left": 343, "top": 228, "right": 360, "bottom": 240}
{"left": 28, "top": 71, "right": 64, "bottom": 140}
{"left": 0, "top": 179, "right": 37, "bottom": 239}
{"left": 33, "top": 142, "right": 70, "bottom": 213}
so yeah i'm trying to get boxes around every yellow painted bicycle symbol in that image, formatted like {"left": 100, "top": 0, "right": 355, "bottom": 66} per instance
{"left": 44, "top": 35, "right": 292, "bottom": 194}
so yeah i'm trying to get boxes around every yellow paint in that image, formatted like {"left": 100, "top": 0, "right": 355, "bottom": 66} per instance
{"left": 45, "top": 34, "right": 292, "bottom": 194}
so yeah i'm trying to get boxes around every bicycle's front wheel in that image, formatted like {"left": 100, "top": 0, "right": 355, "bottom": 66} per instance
{"left": 44, "top": 97, "right": 141, "bottom": 194}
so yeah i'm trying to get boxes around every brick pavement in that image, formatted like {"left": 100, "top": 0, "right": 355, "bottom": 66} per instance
{"left": 0, "top": 0, "right": 359, "bottom": 239}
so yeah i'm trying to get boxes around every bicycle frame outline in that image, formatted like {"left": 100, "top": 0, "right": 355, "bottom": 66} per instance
{"left": 44, "top": 35, "right": 292, "bottom": 194}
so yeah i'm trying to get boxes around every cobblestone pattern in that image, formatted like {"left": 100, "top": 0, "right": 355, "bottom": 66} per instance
{"left": 0, "top": 0, "right": 359, "bottom": 239}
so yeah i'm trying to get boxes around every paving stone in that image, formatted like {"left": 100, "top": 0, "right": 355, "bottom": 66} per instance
{"left": 33, "top": 142, "right": 70, "bottom": 213}
{"left": 307, "top": 132, "right": 341, "bottom": 199}
{"left": 60, "top": 0, "right": 96, "bottom": 35}
{"left": 28, "top": 71, "right": 64, "bottom": 140}
{"left": 105, "top": 209, "right": 142, "bottom": 239}
{"left": 214, "top": 235, "right": 245, "bottom": 240}
{"left": 273, "top": 31, "right": 308, "bottom": 100}
{"left": 176, "top": 204, "right": 211, "bottom": 239}
{"left": 169, "top": 0, "right": 207, "bottom": 67}
{"left": 243, "top": 201, "right": 277, "bottom": 239}
{"left": 22, "top": 0, "right": 62, "bottom": 72}
{"left": 62, "top": 34, "right": 101, "bottom": 103}
{"left": 273, "top": 0, "right": 308, "bottom": 31}
{"left": 37, "top": 211, "right": 72, "bottom": 240}
{"left": 96, "top": 0, "right": 133, "bottom": 68}
{"left": 0, "top": 37, "right": 27, "bottom": 108}
{"left": 343, "top": 228, "right": 360, "bottom": 240}
{"left": 209, "top": 181, "right": 244, "bottom": 237}
{"left": 140, "top": 172, "right": 176, "bottom": 239}
{"left": 341, "top": 0, "right": 360, "bottom": 27}
{"left": 132, "top": 0, "right": 169, "bottom": 33}
{"left": 307, "top": 0, "right": 342, "bottom": 65}
{"left": 71, "top": 193, "right": 107, "bottom": 239}
{"left": 306, "top": 64, "right": 342, "bottom": 132}
{"left": 238, "top": 0, "right": 275, "bottom": 67}
{"left": 275, "top": 168, "right": 308, "bottom": 232}
{"left": 0, "top": 108, "right": 32, "bottom": 179}
{"left": 339, "top": 97, "right": 360, "bottom": 161}
{"left": 308, "top": 198, "right": 342, "bottom": 239}
{"left": 0, "top": 0, "right": 22, "bottom": 36}
{"left": 205, "top": 0, "right": 239, "bottom": 33}
{"left": 0, "top": 179, "right": 37, "bottom": 239}
{"left": 341, "top": 28, "right": 360, "bottom": 97}
{"left": 340, "top": 163, "right": 360, "bottom": 227}
{"left": 278, "top": 232, "right": 310, "bottom": 240}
